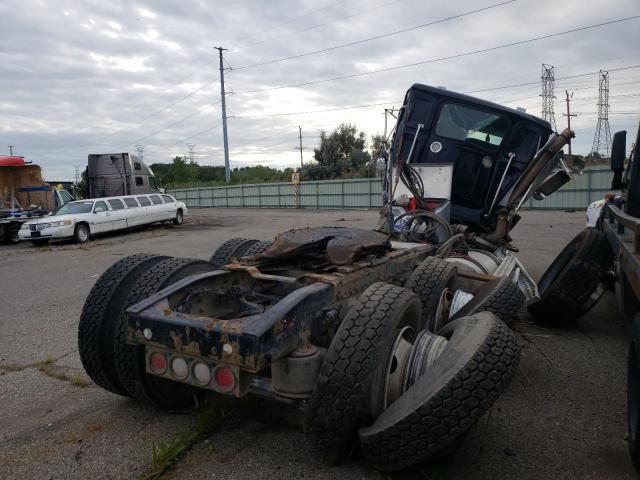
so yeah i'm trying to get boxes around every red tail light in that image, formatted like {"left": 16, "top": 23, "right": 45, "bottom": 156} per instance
{"left": 213, "top": 366, "right": 236, "bottom": 392}
{"left": 149, "top": 352, "right": 167, "bottom": 374}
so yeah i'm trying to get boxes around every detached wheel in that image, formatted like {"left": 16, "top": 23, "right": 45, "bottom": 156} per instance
{"left": 359, "top": 312, "right": 521, "bottom": 471}
{"left": 78, "top": 254, "right": 169, "bottom": 395}
{"left": 173, "top": 209, "right": 184, "bottom": 226}
{"left": 451, "top": 276, "right": 525, "bottom": 325}
{"left": 209, "top": 237, "right": 259, "bottom": 267}
{"left": 405, "top": 256, "right": 458, "bottom": 332}
{"left": 528, "top": 228, "right": 612, "bottom": 324}
{"left": 74, "top": 223, "right": 90, "bottom": 244}
{"left": 310, "top": 282, "right": 422, "bottom": 463}
{"left": 115, "top": 258, "right": 216, "bottom": 410}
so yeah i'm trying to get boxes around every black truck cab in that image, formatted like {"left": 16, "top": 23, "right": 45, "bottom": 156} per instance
{"left": 391, "top": 84, "right": 553, "bottom": 232}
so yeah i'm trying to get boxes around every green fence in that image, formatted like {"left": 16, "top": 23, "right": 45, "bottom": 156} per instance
{"left": 169, "top": 169, "right": 613, "bottom": 211}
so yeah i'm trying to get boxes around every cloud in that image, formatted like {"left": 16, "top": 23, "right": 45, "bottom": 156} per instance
{"left": 0, "top": 0, "right": 638, "bottom": 179}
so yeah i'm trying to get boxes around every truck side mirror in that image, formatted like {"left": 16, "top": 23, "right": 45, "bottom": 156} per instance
{"left": 611, "top": 130, "right": 627, "bottom": 189}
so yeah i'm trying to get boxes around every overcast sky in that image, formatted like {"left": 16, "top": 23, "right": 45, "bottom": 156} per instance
{"left": 1, "top": 0, "right": 639, "bottom": 180}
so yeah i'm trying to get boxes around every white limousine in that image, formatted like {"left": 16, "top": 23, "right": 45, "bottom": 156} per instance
{"left": 19, "top": 193, "right": 187, "bottom": 244}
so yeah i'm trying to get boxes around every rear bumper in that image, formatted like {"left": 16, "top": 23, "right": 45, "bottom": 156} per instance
{"left": 126, "top": 270, "right": 332, "bottom": 373}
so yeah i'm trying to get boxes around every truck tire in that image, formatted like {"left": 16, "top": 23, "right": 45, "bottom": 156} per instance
{"left": 243, "top": 240, "right": 273, "bottom": 257}
{"left": 115, "top": 258, "right": 216, "bottom": 410}
{"left": 450, "top": 276, "right": 525, "bottom": 325}
{"left": 209, "top": 238, "right": 259, "bottom": 267}
{"left": 359, "top": 312, "right": 520, "bottom": 471}
{"left": 628, "top": 314, "right": 640, "bottom": 472}
{"left": 78, "top": 254, "right": 170, "bottom": 396}
{"left": 310, "top": 282, "right": 422, "bottom": 464}
{"left": 405, "top": 256, "right": 458, "bottom": 332}
{"left": 74, "top": 223, "right": 90, "bottom": 244}
{"left": 528, "top": 228, "right": 612, "bottom": 324}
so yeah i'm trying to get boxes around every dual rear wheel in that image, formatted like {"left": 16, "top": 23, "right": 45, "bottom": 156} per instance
{"left": 310, "top": 275, "right": 522, "bottom": 470}
{"left": 78, "top": 254, "right": 215, "bottom": 409}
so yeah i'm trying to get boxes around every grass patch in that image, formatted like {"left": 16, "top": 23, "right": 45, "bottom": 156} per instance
{"left": 140, "top": 400, "right": 234, "bottom": 480}
{"left": 0, "top": 362, "right": 27, "bottom": 373}
{"left": 70, "top": 375, "right": 89, "bottom": 387}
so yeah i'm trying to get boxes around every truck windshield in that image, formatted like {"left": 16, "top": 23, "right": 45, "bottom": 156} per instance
{"left": 435, "top": 103, "right": 509, "bottom": 146}
{"left": 54, "top": 201, "right": 94, "bottom": 215}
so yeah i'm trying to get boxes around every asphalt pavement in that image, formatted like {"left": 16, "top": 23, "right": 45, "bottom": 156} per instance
{"left": 0, "top": 208, "right": 635, "bottom": 479}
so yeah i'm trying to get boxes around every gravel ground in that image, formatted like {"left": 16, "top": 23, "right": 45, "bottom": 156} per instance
{"left": 0, "top": 208, "right": 635, "bottom": 479}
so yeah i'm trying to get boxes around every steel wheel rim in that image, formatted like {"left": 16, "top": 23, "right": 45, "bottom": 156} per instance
{"left": 382, "top": 326, "right": 415, "bottom": 410}
{"left": 78, "top": 227, "right": 88, "bottom": 242}
{"left": 432, "top": 287, "right": 454, "bottom": 332}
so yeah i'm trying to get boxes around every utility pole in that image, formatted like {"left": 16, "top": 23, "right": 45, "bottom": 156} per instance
{"left": 298, "top": 126, "right": 304, "bottom": 169}
{"left": 591, "top": 70, "right": 612, "bottom": 157}
{"left": 8, "top": 145, "right": 14, "bottom": 155}
{"left": 563, "top": 90, "right": 577, "bottom": 156}
{"left": 540, "top": 64, "right": 557, "bottom": 132}
{"left": 215, "top": 46, "right": 231, "bottom": 183}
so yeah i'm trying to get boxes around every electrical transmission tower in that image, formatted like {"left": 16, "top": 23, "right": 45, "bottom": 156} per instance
{"left": 187, "top": 143, "right": 196, "bottom": 164}
{"left": 540, "top": 64, "right": 557, "bottom": 131}
{"left": 591, "top": 70, "right": 612, "bottom": 157}
{"left": 135, "top": 145, "right": 144, "bottom": 160}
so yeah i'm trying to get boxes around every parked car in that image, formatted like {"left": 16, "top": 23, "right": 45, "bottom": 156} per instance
{"left": 18, "top": 193, "right": 186, "bottom": 244}
{"left": 586, "top": 194, "right": 618, "bottom": 227}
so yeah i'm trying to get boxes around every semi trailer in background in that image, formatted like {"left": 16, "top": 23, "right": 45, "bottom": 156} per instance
{"left": 87, "top": 153, "right": 161, "bottom": 198}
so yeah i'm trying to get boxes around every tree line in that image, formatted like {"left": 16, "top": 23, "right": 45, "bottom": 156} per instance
{"left": 150, "top": 123, "right": 389, "bottom": 188}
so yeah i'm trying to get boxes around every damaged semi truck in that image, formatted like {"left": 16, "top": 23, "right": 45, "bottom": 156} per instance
{"left": 78, "top": 84, "right": 577, "bottom": 470}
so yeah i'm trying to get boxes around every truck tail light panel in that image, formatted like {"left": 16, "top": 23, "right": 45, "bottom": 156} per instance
{"left": 145, "top": 348, "right": 241, "bottom": 396}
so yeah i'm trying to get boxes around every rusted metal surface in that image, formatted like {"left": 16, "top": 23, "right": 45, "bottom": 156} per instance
{"left": 128, "top": 278, "right": 331, "bottom": 373}
{"left": 258, "top": 227, "right": 391, "bottom": 265}
{"left": 126, "top": 243, "right": 432, "bottom": 377}
{"left": 603, "top": 203, "right": 640, "bottom": 298}
{"left": 606, "top": 204, "right": 640, "bottom": 254}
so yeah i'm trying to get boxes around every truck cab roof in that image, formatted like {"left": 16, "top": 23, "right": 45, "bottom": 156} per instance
{"left": 391, "top": 84, "right": 553, "bottom": 233}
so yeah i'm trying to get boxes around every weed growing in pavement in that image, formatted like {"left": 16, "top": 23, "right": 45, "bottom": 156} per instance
{"left": 140, "top": 399, "right": 235, "bottom": 480}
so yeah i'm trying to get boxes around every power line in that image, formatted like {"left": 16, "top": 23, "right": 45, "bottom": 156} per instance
{"left": 232, "top": 0, "right": 516, "bottom": 71}
{"left": 231, "top": 0, "right": 405, "bottom": 51}
{"left": 229, "top": 0, "right": 347, "bottom": 50}
{"left": 142, "top": 122, "right": 223, "bottom": 158}
{"left": 233, "top": 100, "right": 402, "bottom": 119}
{"left": 232, "top": 16, "right": 640, "bottom": 95}
{"left": 52, "top": 80, "right": 218, "bottom": 153}
{"left": 119, "top": 101, "right": 219, "bottom": 148}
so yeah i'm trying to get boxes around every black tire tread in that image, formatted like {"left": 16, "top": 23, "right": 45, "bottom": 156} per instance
{"left": 453, "top": 278, "right": 525, "bottom": 325}
{"left": 528, "top": 227, "right": 612, "bottom": 323}
{"left": 310, "top": 282, "right": 421, "bottom": 463}
{"left": 209, "top": 238, "right": 259, "bottom": 267}
{"left": 243, "top": 240, "right": 273, "bottom": 257}
{"left": 481, "top": 279, "right": 525, "bottom": 324}
{"left": 78, "top": 254, "right": 169, "bottom": 395}
{"left": 115, "top": 257, "right": 215, "bottom": 408}
{"left": 405, "top": 256, "right": 457, "bottom": 331}
{"left": 359, "top": 313, "right": 520, "bottom": 471}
